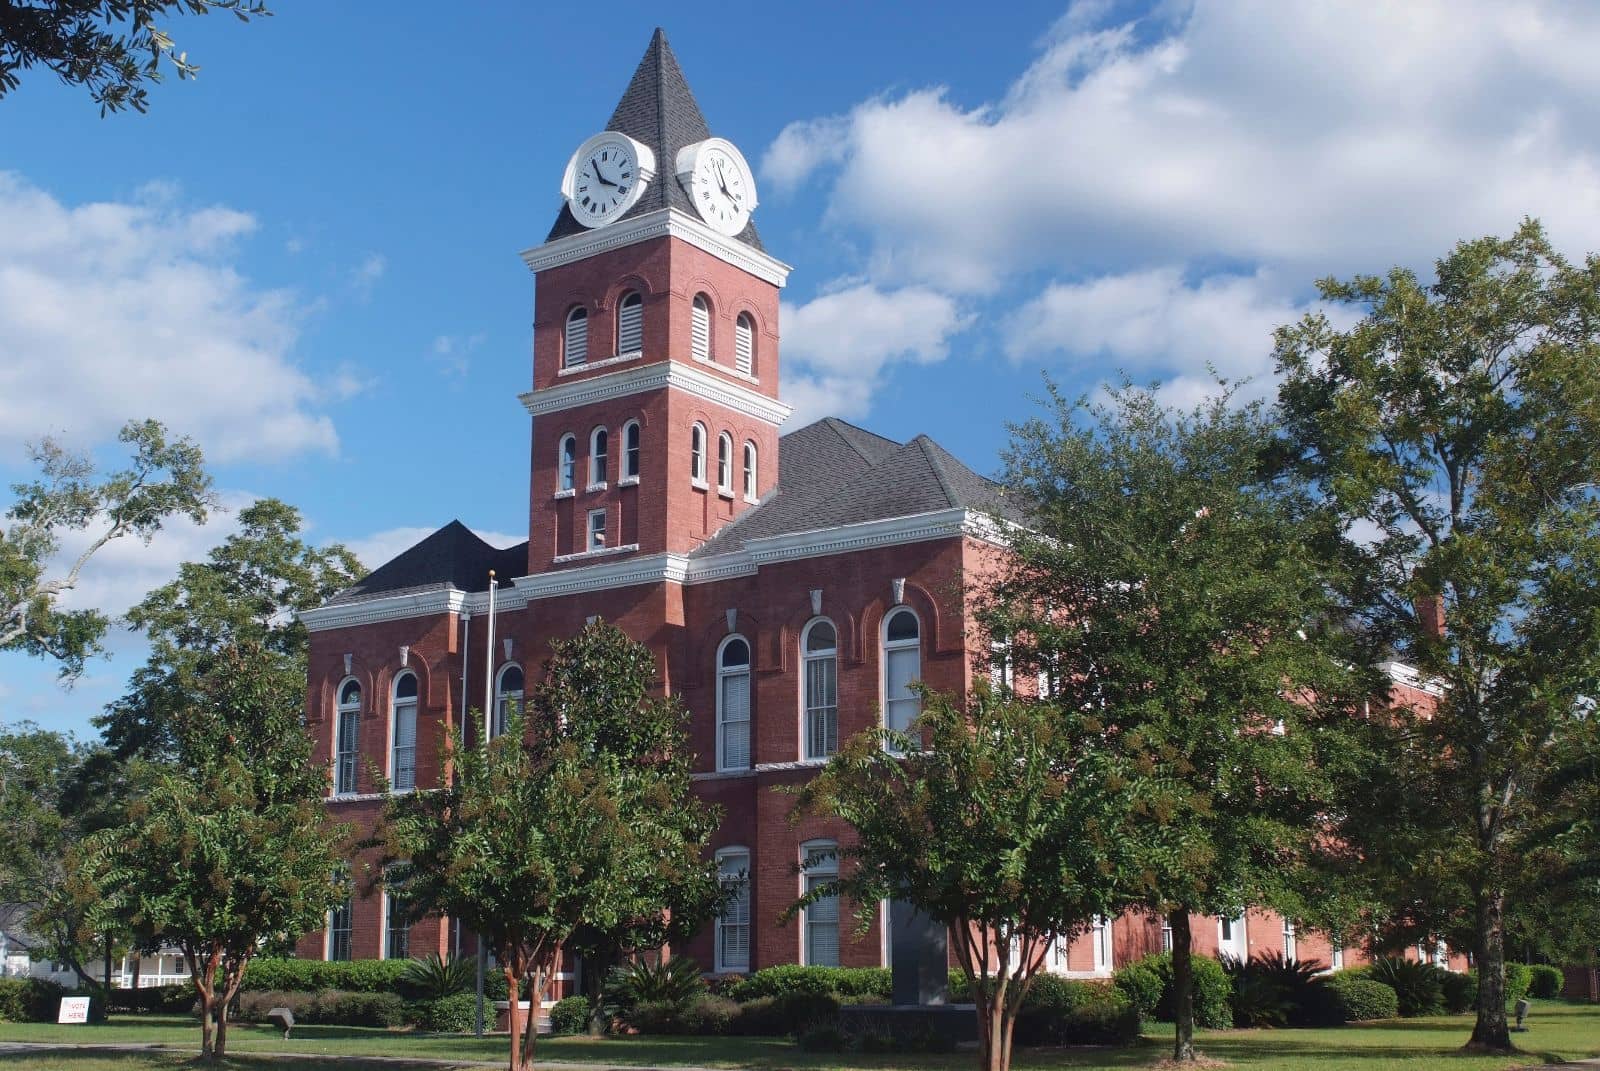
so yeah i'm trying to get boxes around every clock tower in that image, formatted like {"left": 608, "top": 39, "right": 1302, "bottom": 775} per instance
{"left": 519, "top": 29, "right": 791, "bottom": 575}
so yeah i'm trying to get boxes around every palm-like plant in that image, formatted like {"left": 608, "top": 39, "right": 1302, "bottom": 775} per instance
{"left": 400, "top": 953, "right": 475, "bottom": 999}
{"left": 603, "top": 955, "right": 704, "bottom": 1018}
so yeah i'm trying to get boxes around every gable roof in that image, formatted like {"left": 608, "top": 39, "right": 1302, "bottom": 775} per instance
{"left": 327, "top": 521, "right": 527, "bottom": 606}
{"left": 544, "top": 29, "right": 764, "bottom": 251}
{"left": 692, "top": 417, "right": 1027, "bottom": 556}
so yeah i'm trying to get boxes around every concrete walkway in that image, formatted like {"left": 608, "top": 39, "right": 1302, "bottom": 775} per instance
{"left": 0, "top": 1040, "right": 726, "bottom": 1071}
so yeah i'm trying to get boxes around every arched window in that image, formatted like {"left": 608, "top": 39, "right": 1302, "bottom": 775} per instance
{"left": 623, "top": 420, "right": 641, "bottom": 480}
{"left": 802, "top": 619, "right": 838, "bottom": 760}
{"left": 691, "top": 294, "right": 711, "bottom": 362}
{"left": 589, "top": 426, "right": 608, "bottom": 488}
{"left": 800, "top": 841, "right": 840, "bottom": 966}
{"left": 558, "top": 434, "right": 576, "bottom": 492}
{"left": 734, "top": 313, "right": 755, "bottom": 375}
{"left": 493, "top": 663, "right": 523, "bottom": 739}
{"left": 335, "top": 679, "right": 361, "bottom": 795}
{"left": 715, "top": 847, "right": 751, "bottom": 973}
{"left": 717, "top": 432, "right": 733, "bottom": 492}
{"left": 690, "top": 423, "right": 708, "bottom": 485}
{"left": 391, "top": 672, "right": 418, "bottom": 791}
{"left": 564, "top": 306, "right": 588, "bottom": 367}
{"left": 717, "top": 636, "right": 751, "bottom": 771}
{"left": 883, "top": 608, "right": 921, "bottom": 749}
{"left": 617, "top": 291, "right": 643, "bottom": 355}
{"left": 742, "top": 441, "right": 757, "bottom": 501}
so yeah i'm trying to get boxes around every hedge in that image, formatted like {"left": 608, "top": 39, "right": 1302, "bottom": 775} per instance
{"left": 108, "top": 983, "right": 195, "bottom": 1015}
{"left": 548, "top": 995, "right": 591, "bottom": 1036}
{"left": 241, "top": 958, "right": 411, "bottom": 995}
{"left": 725, "top": 965, "right": 891, "bottom": 1002}
{"left": 1505, "top": 962, "right": 1533, "bottom": 1008}
{"left": 1529, "top": 965, "right": 1564, "bottom": 1000}
{"left": 1363, "top": 958, "right": 1444, "bottom": 1017}
{"left": 1113, "top": 952, "right": 1232, "bottom": 1029}
{"left": 0, "top": 978, "right": 65, "bottom": 1023}
{"left": 411, "top": 992, "right": 477, "bottom": 1032}
{"left": 727, "top": 991, "right": 842, "bottom": 1036}
{"left": 236, "top": 989, "right": 406, "bottom": 1027}
{"left": 1322, "top": 974, "right": 1399, "bottom": 1022}
{"left": 1014, "top": 976, "right": 1141, "bottom": 1046}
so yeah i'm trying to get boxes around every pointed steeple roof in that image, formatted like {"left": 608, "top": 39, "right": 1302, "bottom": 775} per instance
{"left": 545, "top": 29, "right": 764, "bottom": 250}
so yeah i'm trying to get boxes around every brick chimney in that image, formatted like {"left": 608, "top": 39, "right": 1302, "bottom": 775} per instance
{"left": 1415, "top": 593, "right": 1446, "bottom": 639}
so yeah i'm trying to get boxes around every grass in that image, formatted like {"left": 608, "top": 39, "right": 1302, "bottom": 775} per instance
{"left": 0, "top": 1001, "right": 1595, "bottom": 1069}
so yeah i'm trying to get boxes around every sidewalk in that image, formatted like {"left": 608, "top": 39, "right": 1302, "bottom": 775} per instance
{"left": 0, "top": 1040, "right": 726, "bottom": 1071}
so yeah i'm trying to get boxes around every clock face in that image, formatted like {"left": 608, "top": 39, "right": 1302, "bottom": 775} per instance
{"left": 562, "top": 132, "right": 655, "bottom": 230}
{"left": 677, "top": 138, "right": 759, "bottom": 237}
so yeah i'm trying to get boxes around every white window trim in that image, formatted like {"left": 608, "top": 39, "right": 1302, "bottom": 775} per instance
{"left": 717, "top": 431, "right": 734, "bottom": 493}
{"left": 380, "top": 879, "right": 410, "bottom": 961}
{"left": 881, "top": 607, "right": 921, "bottom": 753}
{"left": 734, "top": 313, "right": 755, "bottom": 376}
{"left": 618, "top": 476, "right": 640, "bottom": 488}
{"left": 1283, "top": 919, "right": 1297, "bottom": 962}
{"left": 588, "top": 426, "right": 608, "bottom": 489}
{"left": 617, "top": 291, "right": 644, "bottom": 358}
{"left": 586, "top": 508, "right": 607, "bottom": 552}
{"left": 493, "top": 662, "right": 523, "bottom": 740}
{"left": 333, "top": 677, "right": 361, "bottom": 797}
{"left": 716, "top": 634, "right": 752, "bottom": 772}
{"left": 564, "top": 306, "right": 589, "bottom": 368}
{"left": 690, "top": 422, "right": 708, "bottom": 487}
{"left": 801, "top": 617, "right": 839, "bottom": 762}
{"left": 558, "top": 433, "right": 577, "bottom": 493}
{"left": 325, "top": 891, "right": 353, "bottom": 962}
{"left": 799, "top": 840, "right": 840, "bottom": 967}
{"left": 714, "top": 846, "right": 751, "bottom": 974}
{"left": 552, "top": 488, "right": 576, "bottom": 500}
{"left": 389, "top": 672, "right": 418, "bottom": 794}
{"left": 690, "top": 295, "right": 712, "bottom": 363}
{"left": 622, "top": 419, "right": 641, "bottom": 481}
{"left": 586, "top": 482, "right": 609, "bottom": 494}
{"left": 742, "top": 441, "right": 758, "bottom": 503}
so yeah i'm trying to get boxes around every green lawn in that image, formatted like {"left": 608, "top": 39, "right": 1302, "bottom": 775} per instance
{"left": 0, "top": 1001, "right": 1595, "bottom": 1069}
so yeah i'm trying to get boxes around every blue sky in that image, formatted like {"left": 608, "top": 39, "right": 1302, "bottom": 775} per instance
{"left": 4, "top": 1, "right": 1599, "bottom": 739}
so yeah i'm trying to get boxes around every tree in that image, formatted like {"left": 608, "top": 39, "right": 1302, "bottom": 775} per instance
{"left": 384, "top": 622, "right": 723, "bottom": 1071}
{"left": 986, "top": 383, "right": 1361, "bottom": 1062}
{"left": 0, "top": 0, "right": 270, "bottom": 114}
{"left": 1275, "top": 220, "right": 1600, "bottom": 1052}
{"left": 2, "top": 419, "right": 212, "bottom": 678}
{"left": 78, "top": 646, "right": 348, "bottom": 1059}
{"left": 790, "top": 687, "right": 1147, "bottom": 1071}
{"left": 98, "top": 496, "right": 362, "bottom": 760}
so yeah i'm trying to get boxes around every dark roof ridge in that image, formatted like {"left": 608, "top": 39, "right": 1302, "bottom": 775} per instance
{"left": 908, "top": 434, "right": 961, "bottom": 509}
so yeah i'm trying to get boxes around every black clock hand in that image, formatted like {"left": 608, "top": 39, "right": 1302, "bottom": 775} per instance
{"left": 592, "top": 158, "right": 617, "bottom": 188}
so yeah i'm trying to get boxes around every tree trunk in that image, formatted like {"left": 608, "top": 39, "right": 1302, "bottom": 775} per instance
{"left": 214, "top": 1005, "right": 229, "bottom": 1060}
{"left": 979, "top": 994, "right": 1006, "bottom": 1071}
{"left": 504, "top": 965, "right": 526, "bottom": 1071}
{"left": 198, "top": 992, "right": 216, "bottom": 1060}
{"left": 1170, "top": 909, "right": 1197, "bottom": 1062}
{"left": 519, "top": 967, "right": 546, "bottom": 1070}
{"left": 1466, "top": 887, "right": 1514, "bottom": 1053}
{"left": 583, "top": 947, "right": 614, "bottom": 1037}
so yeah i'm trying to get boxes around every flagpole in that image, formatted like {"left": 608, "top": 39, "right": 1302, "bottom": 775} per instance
{"left": 474, "top": 570, "right": 499, "bottom": 1038}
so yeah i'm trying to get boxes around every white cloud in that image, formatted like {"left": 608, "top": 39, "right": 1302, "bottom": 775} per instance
{"left": 343, "top": 525, "right": 523, "bottom": 575}
{"left": 778, "top": 283, "right": 968, "bottom": 427}
{"left": 0, "top": 173, "right": 341, "bottom": 463}
{"left": 351, "top": 253, "right": 386, "bottom": 298}
{"left": 770, "top": 1, "right": 1600, "bottom": 295}
{"left": 428, "top": 332, "right": 486, "bottom": 378}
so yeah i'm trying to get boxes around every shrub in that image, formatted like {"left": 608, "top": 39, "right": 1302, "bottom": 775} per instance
{"left": 726, "top": 965, "right": 892, "bottom": 1002}
{"left": 605, "top": 956, "right": 704, "bottom": 1020}
{"left": 411, "top": 992, "right": 477, "bottom": 1032}
{"left": 1529, "top": 965, "right": 1564, "bottom": 1000}
{"left": 1222, "top": 952, "right": 1328, "bottom": 1027}
{"left": 1111, "top": 960, "right": 1162, "bottom": 1019}
{"left": 1322, "top": 974, "right": 1399, "bottom": 1022}
{"left": 730, "top": 991, "right": 841, "bottom": 1036}
{"left": 1113, "top": 952, "right": 1231, "bottom": 1028}
{"left": 548, "top": 995, "right": 591, "bottom": 1036}
{"left": 623, "top": 999, "right": 681, "bottom": 1035}
{"left": 1440, "top": 970, "right": 1477, "bottom": 1014}
{"left": 0, "top": 978, "right": 66, "bottom": 1023}
{"left": 679, "top": 994, "right": 740, "bottom": 1035}
{"left": 796, "top": 1024, "right": 849, "bottom": 1052}
{"left": 399, "top": 953, "right": 474, "bottom": 999}
{"left": 241, "top": 957, "right": 410, "bottom": 994}
{"left": 1505, "top": 962, "right": 1533, "bottom": 1007}
{"left": 109, "top": 983, "right": 194, "bottom": 1015}
{"left": 237, "top": 990, "right": 318, "bottom": 1024}
{"left": 1367, "top": 958, "right": 1444, "bottom": 1017}
{"left": 1014, "top": 976, "right": 1141, "bottom": 1046}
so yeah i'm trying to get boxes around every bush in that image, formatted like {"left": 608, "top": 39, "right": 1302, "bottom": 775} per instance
{"left": 679, "top": 994, "right": 740, "bottom": 1035}
{"left": 1366, "top": 958, "right": 1445, "bottom": 1017}
{"left": 237, "top": 990, "right": 317, "bottom": 1024}
{"left": 1222, "top": 953, "right": 1328, "bottom": 1028}
{"left": 0, "top": 977, "right": 66, "bottom": 1023}
{"left": 1440, "top": 970, "right": 1477, "bottom": 1014}
{"left": 796, "top": 1024, "right": 849, "bottom": 1052}
{"left": 1322, "top": 974, "right": 1399, "bottom": 1022}
{"left": 246, "top": 989, "right": 408, "bottom": 1027}
{"left": 1505, "top": 962, "right": 1533, "bottom": 1007}
{"left": 548, "top": 995, "right": 591, "bottom": 1036}
{"left": 410, "top": 992, "right": 477, "bottom": 1032}
{"left": 1529, "top": 965, "right": 1564, "bottom": 1000}
{"left": 1113, "top": 952, "right": 1231, "bottom": 1028}
{"left": 399, "top": 954, "right": 474, "bottom": 999}
{"left": 726, "top": 965, "right": 892, "bottom": 1002}
{"left": 1014, "top": 976, "right": 1141, "bottom": 1046}
{"left": 108, "top": 983, "right": 194, "bottom": 1015}
{"left": 605, "top": 957, "right": 704, "bottom": 1020}
{"left": 241, "top": 957, "right": 410, "bottom": 994}
{"left": 730, "top": 991, "right": 841, "bottom": 1036}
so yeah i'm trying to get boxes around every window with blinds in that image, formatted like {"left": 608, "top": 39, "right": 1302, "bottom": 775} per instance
{"left": 617, "top": 292, "right": 643, "bottom": 355}
{"left": 564, "top": 306, "right": 588, "bottom": 367}
{"left": 803, "top": 620, "right": 838, "bottom": 760}
{"left": 691, "top": 295, "right": 711, "bottom": 361}
{"left": 384, "top": 870, "right": 410, "bottom": 960}
{"left": 327, "top": 891, "right": 352, "bottom": 961}
{"left": 883, "top": 609, "right": 921, "bottom": 750}
{"left": 734, "top": 313, "right": 754, "bottom": 375}
{"left": 719, "top": 637, "right": 751, "bottom": 770}
{"left": 336, "top": 679, "right": 360, "bottom": 794}
{"left": 717, "top": 850, "right": 750, "bottom": 972}
{"left": 803, "top": 843, "right": 840, "bottom": 966}
{"left": 391, "top": 672, "right": 418, "bottom": 791}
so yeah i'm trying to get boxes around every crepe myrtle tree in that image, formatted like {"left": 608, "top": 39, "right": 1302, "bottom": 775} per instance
{"left": 1275, "top": 219, "right": 1600, "bottom": 1053}
{"left": 983, "top": 382, "right": 1363, "bottom": 1063}
{"left": 789, "top": 687, "right": 1150, "bottom": 1071}
{"left": 383, "top": 622, "right": 723, "bottom": 1071}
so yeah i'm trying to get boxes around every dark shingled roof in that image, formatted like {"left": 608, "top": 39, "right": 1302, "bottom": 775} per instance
{"left": 692, "top": 418, "right": 1027, "bottom": 557}
{"left": 545, "top": 29, "right": 764, "bottom": 252}
{"left": 328, "top": 521, "right": 527, "bottom": 606}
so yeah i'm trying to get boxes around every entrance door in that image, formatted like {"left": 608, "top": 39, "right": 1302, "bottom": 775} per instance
{"left": 1218, "top": 915, "right": 1249, "bottom": 961}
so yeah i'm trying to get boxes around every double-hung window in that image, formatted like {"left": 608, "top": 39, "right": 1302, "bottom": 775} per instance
{"left": 390, "top": 672, "right": 418, "bottom": 791}
{"left": 494, "top": 664, "right": 523, "bottom": 739}
{"left": 882, "top": 609, "right": 921, "bottom": 748}
{"left": 718, "top": 636, "right": 751, "bottom": 770}
{"left": 558, "top": 434, "right": 576, "bottom": 492}
{"left": 717, "top": 432, "right": 733, "bottom": 492}
{"left": 623, "top": 421, "right": 641, "bottom": 480}
{"left": 801, "top": 842, "right": 840, "bottom": 966}
{"left": 802, "top": 620, "right": 838, "bottom": 760}
{"left": 589, "top": 427, "right": 608, "bottom": 488}
{"left": 715, "top": 848, "right": 750, "bottom": 973}
{"left": 742, "top": 441, "right": 757, "bottom": 500}
{"left": 335, "top": 679, "right": 360, "bottom": 795}
{"left": 384, "top": 866, "right": 410, "bottom": 960}
{"left": 327, "top": 871, "right": 352, "bottom": 962}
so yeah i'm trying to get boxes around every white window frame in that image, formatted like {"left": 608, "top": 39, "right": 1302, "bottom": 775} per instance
{"left": 691, "top": 294, "right": 711, "bottom": 362}
{"left": 588, "top": 426, "right": 608, "bottom": 490}
{"left": 1283, "top": 919, "right": 1297, "bottom": 962}
{"left": 690, "top": 423, "right": 708, "bottom": 487}
{"left": 714, "top": 847, "right": 751, "bottom": 973}
{"left": 1162, "top": 920, "right": 1174, "bottom": 952}
{"left": 558, "top": 434, "right": 577, "bottom": 493}
{"left": 882, "top": 608, "right": 921, "bottom": 752}
{"left": 617, "top": 290, "right": 643, "bottom": 356}
{"left": 717, "top": 431, "right": 733, "bottom": 494}
{"left": 801, "top": 618, "right": 838, "bottom": 761}
{"left": 382, "top": 869, "right": 409, "bottom": 961}
{"left": 1092, "top": 915, "right": 1112, "bottom": 973}
{"left": 734, "top": 312, "right": 754, "bottom": 376}
{"left": 622, "top": 420, "right": 641, "bottom": 482}
{"left": 1331, "top": 943, "right": 1344, "bottom": 970}
{"left": 493, "top": 663, "right": 523, "bottom": 739}
{"left": 800, "top": 840, "right": 840, "bottom": 967}
{"left": 989, "top": 637, "right": 1014, "bottom": 692}
{"left": 716, "top": 634, "right": 752, "bottom": 772}
{"left": 586, "top": 508, "right": 606, "bottom": 551}
{"left": 334, "top": 677, "right": 360, "bottom": 796}
{"left": 326, "top": 883, "right": 353, "bottom": 962}
{"left": 742, "top": 440, "right": 757, "bottom": 502}
{"left": 564, "top": 306, "right": 588, "bottom": 367}
{"left": 390, "top": 671, "right": 418, "bottom": 792}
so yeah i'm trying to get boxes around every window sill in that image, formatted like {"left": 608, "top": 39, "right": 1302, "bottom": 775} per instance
{"left": 743, "top": 494, "right": 759, "bottom": 505}
{"left": 618, "top": 476, "right": 640, "bottom": 487}
{"left": 586, "top": 482, "right": 608, "bottom": 493}
{"left": 557, "top": 351, "right": 638, "bottom": 377}
{"left": 717, "top": 487, "right": 734, "bottom": 500}
{"left": 551, "top": 542, "right": 640, "bottom": 565}
{"left": 690, "top": 479, "right": 710, "bottom": 491}
{"left": 553, "top": 488, "right": 575, "bottom": 500}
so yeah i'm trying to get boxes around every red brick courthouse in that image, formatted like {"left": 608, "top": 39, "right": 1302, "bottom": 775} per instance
{"left": 295, "top": 31, "right": 1462, "bottom": 1000}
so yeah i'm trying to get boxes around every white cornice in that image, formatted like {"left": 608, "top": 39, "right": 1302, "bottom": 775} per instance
{"left": 520, "top": 207, "right": 792, "bottom": 288}
{"left": 518, "top": 359, "right": 792, "bottom": 426}
{"left": 1378, "top": 660, "right": 1449, "bottom": 697}
{"left": 303, "top": 508, "right": 1013, "bottom": 633}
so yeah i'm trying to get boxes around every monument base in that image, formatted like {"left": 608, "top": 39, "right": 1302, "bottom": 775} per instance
{"left": 838, "top": 1002, "right": 979, "bottom": 1045}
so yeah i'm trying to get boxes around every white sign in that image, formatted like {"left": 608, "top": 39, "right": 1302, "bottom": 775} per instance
{"left": 57, "top": 996, "right": 90, "bottom": 1024}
